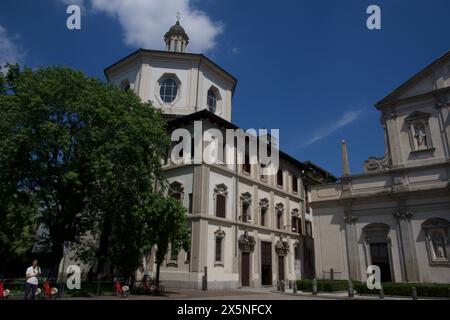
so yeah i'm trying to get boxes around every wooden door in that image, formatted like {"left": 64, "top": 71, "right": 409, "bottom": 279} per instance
{"left": 278, "top": 255, "right": 285, "bottom": 281}
{"left": 241, "top": 252, "right": 250, "bottom": 286}
{"left": 261, "top": 242, "right": 272, "bottom": 285}
{"left": 370, "top": 243, "right": 392, "bottom": 282}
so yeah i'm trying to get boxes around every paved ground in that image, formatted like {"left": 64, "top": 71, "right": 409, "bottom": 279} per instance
{"left": 56, "top": 286, "right": 413, "bottom": 300}
{"left": 9, "top": 285, "right": 445, "bottom": 300}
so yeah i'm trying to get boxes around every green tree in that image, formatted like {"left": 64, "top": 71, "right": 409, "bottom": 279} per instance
{"left": 135, "top": 193, "right": 191, "bottom": 285}
{"left": 0, "top": 65, "right": 169, "bottom": 277}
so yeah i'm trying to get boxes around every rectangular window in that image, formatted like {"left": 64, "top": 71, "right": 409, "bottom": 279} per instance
{"left": 260, "top": 207, "right": 267, "bottom": 227}
{"left": 215, "top": 238, "right": 222, "bottom": 262}
{"left": 242, "top": 138, "right": 251, "bottom": 173}
{"left": 188, "top": 193, "right": 193, "bottom": 214}
{"left": 277, "top": 212, "right": 283, "bottom": 230}
{"left": 277, "top": 169, "right": 283, "bottom": 187}
{"left": 291, "top": 217, "right": 302, "bottom": 234}
{"left": 242, "top": 153, "right": 251, "bottom": 174}
{"left": 292, "top": 176, "right": 298, "bottom": 193}
{"left": 216, "top": 194, "right": 226, "bottom": 218}
{"left": 242, "top": 202, "right": 250, "bottom": 223}
{"left": 306, "top": 221, "right": 312, "bottom": 237}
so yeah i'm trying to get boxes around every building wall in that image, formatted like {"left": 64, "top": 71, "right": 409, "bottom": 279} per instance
{"left": 153, "top": 121, "right": 310, "bottom": 289}
{"left": 107, "top": 53, "right": 235, "bottom": 121}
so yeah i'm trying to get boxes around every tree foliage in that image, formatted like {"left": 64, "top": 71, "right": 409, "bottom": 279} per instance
{"left": 0, "top": 65, "right": 176, "bottom": 277}
{"left": 134, "top": 193, "right": 191, "bottom": 284}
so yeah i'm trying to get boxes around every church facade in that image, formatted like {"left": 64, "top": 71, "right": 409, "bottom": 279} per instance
{"left": 310, "top": 52, "right": 450, "bottom": 284}
{"left": 104, "top": 20, "right": 334, "bottom": 289}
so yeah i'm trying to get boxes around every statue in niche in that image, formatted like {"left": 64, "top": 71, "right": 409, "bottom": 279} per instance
{"left": 413, "top": 124, "right": 428, "bottom": 150}
{"left": 431, "top": 232, "right": 447, "bottom": 259}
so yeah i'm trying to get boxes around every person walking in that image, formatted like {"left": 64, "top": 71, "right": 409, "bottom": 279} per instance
{"left": 24, "top": 260, "right": 41, "bottom": 300}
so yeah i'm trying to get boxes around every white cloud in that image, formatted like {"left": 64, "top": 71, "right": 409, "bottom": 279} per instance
{"left": 303, "top": 109, "right": 364, "bottom": 147}
{"left": 85, "top": 0, "right": 223, "bottom": 53}
{"left": 0, "top": 25, "right": 25, "bottom": 69}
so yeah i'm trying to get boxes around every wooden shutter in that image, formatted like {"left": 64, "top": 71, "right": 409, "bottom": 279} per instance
{"left": 216, "top": 194, "right": 226, "bottom": 218}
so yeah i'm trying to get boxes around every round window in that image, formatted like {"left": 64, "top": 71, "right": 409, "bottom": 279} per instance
{"left": 160, "top": 78, "right": 178, "bottom": 103}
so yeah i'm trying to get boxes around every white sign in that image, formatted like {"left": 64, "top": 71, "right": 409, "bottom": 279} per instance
{"left": 66, "top": 265, "right": 81, "bottom": 290}
{"left": 366, "top": 265, "right": 381, "bottom": 289}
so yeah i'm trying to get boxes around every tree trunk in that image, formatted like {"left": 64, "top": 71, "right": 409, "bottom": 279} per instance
{"left": 155, "top": 261, "right": 161, "bottom": 286}
{"left": 96, "top": 212, "right": 113, "bottom": 279}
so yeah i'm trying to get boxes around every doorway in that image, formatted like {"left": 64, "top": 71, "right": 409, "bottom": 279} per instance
{"left": 278, "top": 255, "right": 285, "bottom": 281}
{"left": 241, "top": 252, "right": 250, "bottom": 286}
{"left": 261, "top": 241, "right": 272, "bottom": 285}
{"left": 370, "top": 243, "right": 392, "bottom": 282}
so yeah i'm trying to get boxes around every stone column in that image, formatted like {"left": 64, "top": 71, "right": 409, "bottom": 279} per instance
{"left": 192, "top": 165, "right": 209, "bottom": 215}
{"left": 344, "top": 213, "right": 361, "bottom": 280}
{"left": 190, "top": 219, "right": 208, "bottom": 274}
{"left": 269, "top": 191, "right": 275, "bottom": 229}
{"left": 394, "top": 210, "right": 420, "bottom": 282}
{"left": 383, "top": 110, "right": 403, "bottom": 168}
{"left": 191, "top": 165, "right": 210, "bottom": 274}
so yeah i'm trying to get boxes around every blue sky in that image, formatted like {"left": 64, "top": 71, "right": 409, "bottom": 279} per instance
{"left": 1, "top": 0, "right": 449, "bottom": 176}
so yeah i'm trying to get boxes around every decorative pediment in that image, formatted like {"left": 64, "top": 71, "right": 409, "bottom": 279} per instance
{"left": 405, "top": 111, "right": 431, "bottom": 123}
{"left": 364, "top": 153, "right": 392, "bottom": 173}
{"left": 240, "top": 192, "right": 252, "bottom": 203}
{"left": 215, "top": 228, "right": 226, "bottom": 239}
{"left": 259, "top": 198, "right": 269, "bottom": 208}
{"left": 275, "top": 239, "right": 289, "bottom": 255}
{"left": 291, "top": 208, "right": 300, "bottom": 217}
{"left": 214, "top": 183, "right": 228, "bottom": 195}
{"left": 238, "top": 231, "right": 256, "bottom": 252}
{"left": 376, "top": 51, "right": 450, "bottom": 106}
{"left": 169, "top": 181, "right": 184, "bottom": 193}
{"left": 422, "top": 218, "right": 450, "bottom": 229}
{"left": 275, "top": 203, "right": 284, "bottom": 214}
{"left": 393, "top": 210, "right": 414, "bottom": 221}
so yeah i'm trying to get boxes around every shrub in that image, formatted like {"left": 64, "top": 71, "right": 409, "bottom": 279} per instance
{"left": 296, "top": 279, "right": 450, "bottom": 297}
{"left": 354, "top": 282, "right": 450, "bottom": 298}
{"left": 296, "top": 279, "right": 349, "bottom": 292}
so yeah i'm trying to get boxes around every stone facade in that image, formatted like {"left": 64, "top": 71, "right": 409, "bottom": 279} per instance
{"left": 103, "top": 21, "right": 334, "bottom": 289}
{"left": 310, "top": 52, "right": 450, "bottom": 284}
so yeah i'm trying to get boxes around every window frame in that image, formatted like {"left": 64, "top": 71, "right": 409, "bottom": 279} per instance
{"left": 214, "top": 184, "right": 228, "bottom": 219}
{"left": 277, "top": 169, "right": 283, "bottom": 188}
{"left": 157, "top": 74, "right": 181, "bottom": 106}
{"left": 214, "top": 229, "right": 226, "bottom": 267}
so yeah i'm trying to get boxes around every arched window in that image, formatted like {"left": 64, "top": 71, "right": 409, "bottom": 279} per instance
{"left": 160, "top": 78, "right": 178, "bottom": 103}
{"left": 207, "top": 89, "right": 217, "bottom": 113}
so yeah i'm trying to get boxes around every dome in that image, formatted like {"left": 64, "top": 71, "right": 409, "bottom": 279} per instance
{"left": 164, "top": 21, "right": 189, "bottom": 42}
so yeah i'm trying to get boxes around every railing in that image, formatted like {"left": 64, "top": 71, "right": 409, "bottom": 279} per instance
{"left": 0, "top": 278, "right": 167, "bottom": 299}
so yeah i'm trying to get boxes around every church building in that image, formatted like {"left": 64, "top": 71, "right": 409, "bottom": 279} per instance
{"left": 310, "top": 52, "right": 450, "bottom": 284}
{"left": 104, "top": 19, "right": 334, "bottom": 289}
